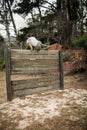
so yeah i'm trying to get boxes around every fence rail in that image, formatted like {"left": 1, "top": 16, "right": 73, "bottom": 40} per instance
{"left": 5, "top": 48, "right": 64, "bottom": 101}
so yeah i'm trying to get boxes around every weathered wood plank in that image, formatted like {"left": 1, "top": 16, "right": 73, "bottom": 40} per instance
{"left": 11, "top": 49, "right": 59, "bottom": 55}
{"left": 12, "top": 79, "right": 59, "bottom": 91}
{"left": 11, "top": 66, "right": 58, "bottom": 75}
{"left": 13, "top": 85, "right": 59, "bottom": 97}
{"left": 11, "top": 49, "right": 59, "bottom": 60}
{"left": 11, "top": 63, "right": 58, "bottom": 69}
{"left": 11, "top": 75, "right": 59, "bottom": 89}
{"left": 11, "top": 54, "right": 59, "bottom": 60}
{"left": 11, "top": 59, "right": 59, "bottom": 69}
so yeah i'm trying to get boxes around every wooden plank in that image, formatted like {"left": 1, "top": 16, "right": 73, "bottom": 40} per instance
{"left": 13, "top": 85, "right": 59, "bottom": 97}
{"left": 11, "top": 54, "right": 59, "bottom": 60}
{"left": 59, "top": 51, "right": 64, "bottom": 89}
{"left": 11, "top": 63, "right": 58, "bottom": 69}
{"left": 11, "top": 66, "right": 58, "bottom": 75}
{"left": 11, "top": 74, "right": 40, "bottom": 81}
{"left": 11, "top": 49, "right": 59, "bottom": 60}
{"left": 11, "top": 59, "right": 59, "bottom": 69}
{"left": 11, "top": 76, "right": 59, "bottom": 91}
{"left": 10, "top": 72, "right": 59, "bottom": 81}
{"left": 4, "top": 47, "right": 13, "bottom": 101}
{"left": 11, "top": 74, "right": 58, "bottom": 82}
{"left": 12, "top": 80, "right": 59, "bottom": 91}
{"left": 11, "top": 49, "right": 59, "bottom": 55}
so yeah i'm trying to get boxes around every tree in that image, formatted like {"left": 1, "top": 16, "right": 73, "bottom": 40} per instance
{"left": 13, "top": 0, "right": 59, "bottom": 36}
{"left": 0, "top": 0, "right": 11, "bottom": 43}
{"left": 0, "top": 0, "right": 17, "bottom": 44}
{"left": 65, "top": 0, "right": 87, "bottom": 41}
{"left": 4, "top": 0, "right": 17, "bottom": 37}
{"left": 13, "top": 0, "right": 87, "bottom": 46}
{"left": 77, "top": 0, "right": 87, "bottom": 35}
{"left": 61, "top": 0, "right": 80, "bottom": 45}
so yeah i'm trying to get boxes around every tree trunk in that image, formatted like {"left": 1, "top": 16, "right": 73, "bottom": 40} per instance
{"left": 6, "top": 0, "right": 17, "bottom": 38}
{"left": 37, "top": 6, "right": 43, "bottom": 36}
{"left": 80, "top": 0, "right": 84, "bottom": 36}
{"left": 63, "top": 0, "right": 73, "bottom": 45}
{"left": 5, "top": 20, "right": 10, "bottom": 45}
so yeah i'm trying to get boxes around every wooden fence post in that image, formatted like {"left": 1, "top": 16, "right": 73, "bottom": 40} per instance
{"left": 59, "top": 51, "right": 64, "bottom": 89}
{"left": 4, "top": 47, "right": 12, "bottom": 101}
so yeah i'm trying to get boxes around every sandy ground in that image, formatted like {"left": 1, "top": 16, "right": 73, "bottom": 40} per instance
{"left": 0, "top": 70, "right": 87, "bottom": 130}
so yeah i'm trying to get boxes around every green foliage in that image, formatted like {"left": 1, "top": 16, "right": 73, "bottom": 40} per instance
{"left": 13, "top": 0, "right": 44, "bottom": 16}
{"left": 72, "top": 35, "right": 87, "bottom": 50}
{"left": 39, "top": 36, "right": 47, "bottom": 43}
{"left": 49, "top": 38, "right": 56, "bottom": 45}
{"left": 0, "top": 59, "right": 5, "bottom": 69}
{"left": 25, "top": 35, "right": 56, "bottom": 47}
{"left": 17, "top": 33, "right": 26, "bottom": 42}
{"left": 40, "top": 36, "right": 56, "bottom": 45}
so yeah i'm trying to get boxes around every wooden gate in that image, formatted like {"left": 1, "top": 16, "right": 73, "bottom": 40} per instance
{"left": 4, "top": 48, "right": 64, "bottom": 101}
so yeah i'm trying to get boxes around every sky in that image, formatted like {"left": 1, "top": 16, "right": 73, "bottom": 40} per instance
{"left": 0, "top": 14, "right": 27, "bottom": 38}
{"left": 13, "top": 14, "right": 27, "bottom": 29}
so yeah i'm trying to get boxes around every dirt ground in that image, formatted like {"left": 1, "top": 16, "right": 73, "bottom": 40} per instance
{"left": 0, "top": 70, "right": 87, "bottom": 130}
